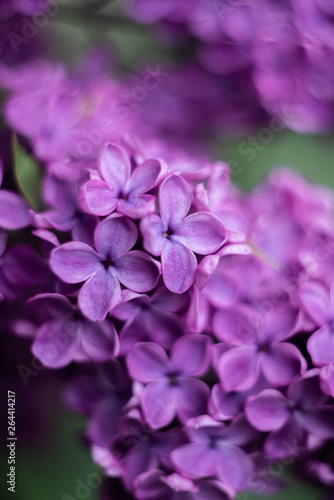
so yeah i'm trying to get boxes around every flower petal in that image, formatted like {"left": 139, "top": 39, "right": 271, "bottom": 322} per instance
{"left": 177, "top": 378, "right": 210, "bottom": 423}
{"left": 81, "top": 319, "right": 119, "bottom": 361}
{"left": 213, "top": 306, "right": 258, "bottom": 346}
{"left": 160, "top": 175, "right": 192, "bottom": 226}
{"left": 176, "top": 212, "right": 225, "bottom": 254}
{"left": 50, "top": 242, "right": 100, "bottom": 283}
{"left": 0, "top": 190, "right": 31, "bottom": 230}
{"left": 78, "top": 268, "right": 121, "bottom": 321}
{"left": 127, "top": 342, "right": 170, "bottom": 383}
{"left": 99, "top": 143, "right": 130, "bottom": 192}
{"left": 320, "top": 363, "right": 334, "bottom": 398}
{"left": 172, "top": 443, "right": 217, "bottom": 478}
{"left": 127, "top": 158, "right": 166, "bottom": 195}
{"left": 79, "top": 179, "right": 119, "bottom": 216}
{"left": 299, "top": 281, "right": 330, "bottom": 326}
{"left": 161, "top": 239, "right": 197, "bottom": 294}
{"left": 95, "top": 215, "right": 138, "bottom": 260}
{"left": 259, "top": 305, "right": 298, "bottom": 344}
{"left": 245, "top": 389, "right": 289, "bottom": 432}
{"left": 171, "top": 334, "right": 212, "bottom": 377}
{"left": 288, "top": 369, "right": 328, "bottom": 407}
{"left": 88, "top": 399, "right": 124, "bottom": 447}
{"left": 118, "top": 194, "right": 156, "bottom": 219}
{"left": 210, "top": 384, "right": 244, "bottom": 421}
{"left": 264, "top": 418, "right": 303, "bottom": 458}
{"left": 217, "top": 444, "right": 253, "bottom": 491}
{"left": 298, "top": 407, "right": 334, "bottom": 439}
{"left": 140, "top": 214, "right": 167, "bottom": 256}
{"left": 205, "top": 272, "right": 238, "bottom": 308}
{"left": 218, "top": 346, "right": 259, "bottom": 392}
{"left": 114, "top": 250, "right": 160, "bottom": 292}
{"left": 307, "top": 325, "right": 334, "bottom": 366}
{"left": 28, "top": 292, "right": 73, "bottom": 318}
{"left": 141, "top": 380, "right": 177, "bottom": 429}
{"left": 260, "top": 343, "right": 306, "bottom": 387}
{"left": 32, "top": 319, "right": 79, "bottom": 368}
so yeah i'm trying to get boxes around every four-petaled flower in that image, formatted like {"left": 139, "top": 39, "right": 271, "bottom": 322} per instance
{"left": 140, "top": 174, "right": 226, "bottom": 293}
{"left": 127, "top": 334, "right": 212, "bottom": 429}
{"left": 79, "top": 143, "right": 166, "bottom": 219}
{"left": 50, "top": 215, "right": 160, "bottom": 321}
{"left": 213, "top": 304, "right": 305, "bottom": 391}
{"left": 171, "top": 415, "right": 255, "bottom": 491}
{"left": 30, "top": 293, "right": 119, "bottom": 368}
{"left": 246, "top": 370, "right": 334, "bottom": 458}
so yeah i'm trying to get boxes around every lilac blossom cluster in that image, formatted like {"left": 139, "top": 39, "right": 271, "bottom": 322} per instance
{"left": 124, "top": 0, "right": 334, "bottom": 133}
{"left": 1, "top": 107, "right": 334, "bottom": 498}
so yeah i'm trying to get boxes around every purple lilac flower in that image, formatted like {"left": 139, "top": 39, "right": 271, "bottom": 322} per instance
{"left": 31, "top": 173, "right": 98, "bottom": 245}
{"left": 299, "top": 281, "right": 334, "bottom": 366}
{"left": 30, "top": 293, "right": 119, "bottom": 368}
{"left": 50, "top": 216, "right": 160, "bottom": 321}
{"left": 213, "top": 304, "right": 305, "bottom": 391}
{"left": 124, "top": 0, "right": 334, "bottom": 133}
{"left": 320, "top": 362, "right": 334, "bottom": 397}
{"left": 0, "top": 160, "right": 31, "bottom": 230}
{"left": 171, "top": 415, "right": 255, "bottom": 491}
{"left": 134, "top": 470, "right": 232, "bottom": 500}
{"left": 79, "top": 143, "right": 166, "bottom": 218}
{"left": 112, "top": 286, "right": 188, "bottom": 354}
{"left": 245, "top": 370, "right": 334, "bottom": 458}
{"left": 141, "top": 174, "right": 226, "bottom": 293}
{"left": 126, "top": 334, "right": 212, "bottom": 429}
{"left": 64, "top": 361, "right": 133, "bottom": 446}
{"left": 0, "top": 0, "right": 51, "bottom": 18}
{"left": 92, "top": 416, "right": 186, "bottom": 490}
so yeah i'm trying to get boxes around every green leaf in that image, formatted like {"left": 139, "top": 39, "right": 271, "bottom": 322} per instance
{"left": 12, "top": 134, "right": 43, "bottom": 211}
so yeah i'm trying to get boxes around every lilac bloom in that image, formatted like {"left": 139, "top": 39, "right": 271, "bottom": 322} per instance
{"left": 213, "top": 304, "right": 305, "bottom": 391}
{"left": 209, "top": 376, "right": 269, "bottom": 422}
{"left": 0, "top": 159, "right": 30, "bottom": 230}
{"left": 171, "top": 415, "right": 254, "bottom": 491}
{"left": 50, "top": 215, "right": 160, "bottom": 321}
{"left": 299, "top": 281, "right": 334, "bottom": 366}
{"left": 79, "top": 143, "right": 166, "bottom": 218}
{"left": 0, "top": 244, "right": 52, "bottom": 301}
{"left": 141, "top": 174, "right": 226, "bottom": 293}
{"left": 31, "top": 174, "right": 98, "bottom": 245}
{"left": 246, "top": 452, "right": 286, "bottom": 495}
{"left": 92, "top": 416, "right": 186, "bottom": 490}
{"left": 30, "top": 293, "right": 119, "bottom": 368}
{"left": 134, "top": 469, "right": 233, "bottom": 500}
{"left": 112, "top": 287, "right": 188, "bottom": 354}
{"left": 64, "top": 362, "right": 132, "bottom": 446}
{"left": 126, "top": 334, "right": 212, "bottom": 429}
{"left": 320, "top": 362, "right": 334, "bottom": 398}
{"left": 245, "top": 370, "right": 334, "bottom": 458}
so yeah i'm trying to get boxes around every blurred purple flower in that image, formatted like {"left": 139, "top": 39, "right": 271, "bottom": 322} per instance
{"left": 213, "top": 304, "right": 304, "bottom": 391}
{"left": 30, "top": 293, "right": 119, "bottom": 368}
{"left": 171, "top": 415, "right": 255, "bottom": 491}
{"left": 246, "top": 370, "right": 334, "bottom": 457}
{"left": 126, "top": 334, "right": 212, "bottom": 429}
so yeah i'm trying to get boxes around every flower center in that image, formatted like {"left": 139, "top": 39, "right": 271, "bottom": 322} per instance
{"left": 167, "top": 372, "right": 179, "bottom": 386}
{"left": 163, "top": 227, "right": 175, "bottom": 239}
{"left": 102, "top": 256, "right": 113, "bottom": 270}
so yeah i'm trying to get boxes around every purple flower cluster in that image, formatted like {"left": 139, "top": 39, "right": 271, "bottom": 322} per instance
{"left": 1, "top": 117, "right": 333, "bottom": 498}
{"left": 124, "top": 0, "right": 334, "bottom": 133}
